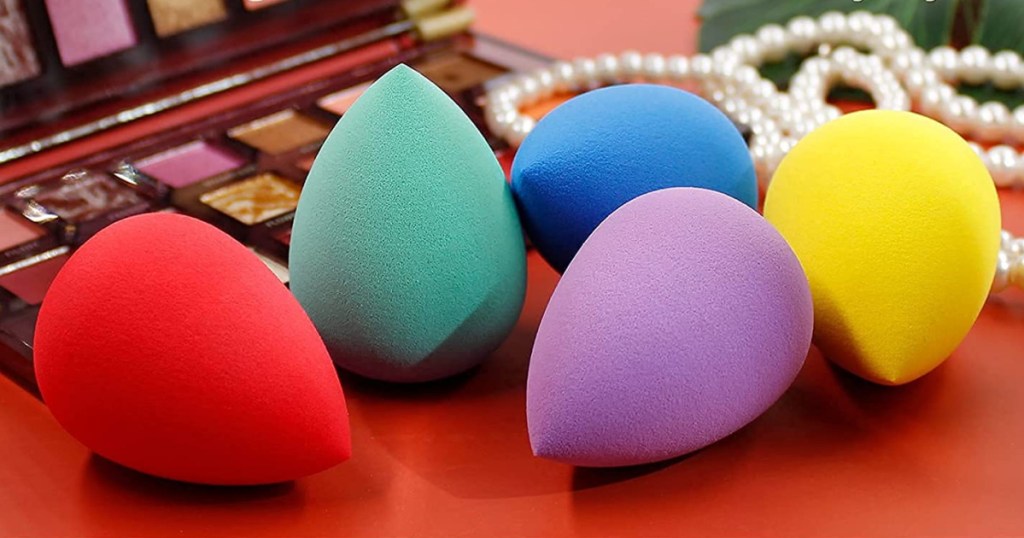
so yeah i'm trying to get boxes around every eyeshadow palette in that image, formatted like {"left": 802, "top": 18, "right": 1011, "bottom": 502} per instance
{"left": 0, "top": 0, "right": 551, "bottom": 390}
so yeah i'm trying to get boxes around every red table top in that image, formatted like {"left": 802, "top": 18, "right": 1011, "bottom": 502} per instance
{"left": 2, "top": 1, "right": 1024, "bottom": 536}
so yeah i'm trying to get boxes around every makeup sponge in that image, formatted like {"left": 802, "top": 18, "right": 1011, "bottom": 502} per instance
{"left": 290, "top": 64, "right": 526, "bottom": 383}
{"left": 34, "top": 213, "right": 350, "bottom": 485}
{"left": 764, "top": 110, "right": 1000, "bottom": 385}
{"left": 511, "top": 84, "right": 757, "bottom": 272}
{"left": 527, "top": 188, "right": 812, "bottom": 467}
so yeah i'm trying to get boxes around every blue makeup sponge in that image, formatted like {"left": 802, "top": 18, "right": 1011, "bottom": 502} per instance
{"left": 510, "top": 84, "right": 757, "bottom": 272}
{"left": 289, "top": 65, "right": 527, "bottom": 383}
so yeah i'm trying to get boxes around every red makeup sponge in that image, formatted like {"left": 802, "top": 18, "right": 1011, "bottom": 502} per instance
{"left": 34, "top": 213, "right": 350, "bottom": 485}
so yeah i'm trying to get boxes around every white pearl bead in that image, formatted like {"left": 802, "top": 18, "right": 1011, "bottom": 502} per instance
{"left": 729, "top": 35, "right": 762, "bottom": 64}
{"left": 818, "top": 11, "right": 848, "bottom": 40}
{"left": 991, "top": 50, "right": 1022, "bottom": 90}
{"left": 928, "top": 46, "right": 959, "bottom": 80}
{"left": 992, "top": 250, "right": 1011, "bottom": 293}
{"left": 786, "top": 16, "right": 819, "bottom": 54}
{"left": 891, "top": 49, "right": 926, "bottom": 79}
{"left": 549, "top": 61, "right": 576, "bottom": 92}
{"left": 902, "top": 68, "right": 939, "bottom": 96}
{"left": 643, "top": 53, "right": 667, "bottom": 80}
{"left": 874, "top": 14, "right": 898, "bottom": 34}
{"left": 988, "top": 145, "right": 1019, "bottom": 187}
{"left": 666, "top": 55, "right": 689, "bottom": 81}
{"left": 572, "top": 57, "right": 599, "bottom": 86}
{"left": 959, "top": 45, "right": 991, "bottom": 85}
{"left": 1011, "top": 106, "right": 1024, "bottom": 142}
{"left": 619, "top": 51, "right": 644, "bottom": 78}
{"left": 847, "top": 11, "right": 873, "bottom": 35}
{"left": 1001, "top": 230, "right": 1014, "bottom": 251}
{"left": 734, "top": 65, "right": 762, "bottom": 87}
{"left": 485, "top": 106, "right": 517, "bottom": 135}
{"left": 690, "top": 54, "right": 713, "bottom": 76}
{"left": 748, "top": 79, "right": 778, "bottom": 103}
{"left": 518, "top": 75, "right": 542, "bottom": 101}
{"left": 920, "top": 85, "right": 954, "bottom": 116}
{"left": 943, "top": 95, "right": 979, "bottom": 133}
{"left": 755, "top": 24, "right": 788, "bottom": 62}
{"left": 1010, "top": 238, "right": 1024, "bottom": 258}
{"left": 976, "top": 101, "right": 1011, "bottom": 142}
{"left": 594, "top": 53, "right": 620, "bottom": 82}
{"left": 878, "top": 32, "right": 911, "bottom": 55}
{"left": 506, "top": 116, "right": 535, "bottom": 146}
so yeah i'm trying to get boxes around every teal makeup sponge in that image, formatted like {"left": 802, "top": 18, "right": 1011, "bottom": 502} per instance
{"left": 511, "top": 84, "right": 757, "bottom": 272}
{"left": 290, "top": 65, "right": 527, "bottom": 383}
{"left": 527, "top": 188, "right": 812, "bottom": 467}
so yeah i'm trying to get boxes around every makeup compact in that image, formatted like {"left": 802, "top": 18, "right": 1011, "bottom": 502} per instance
{"left": 0, "top": 0, "right": 550, "bottom": 389}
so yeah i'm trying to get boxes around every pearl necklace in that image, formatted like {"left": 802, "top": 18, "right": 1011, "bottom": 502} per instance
{"left": 483, "top": 10, "right": 1024, "bottom": 293}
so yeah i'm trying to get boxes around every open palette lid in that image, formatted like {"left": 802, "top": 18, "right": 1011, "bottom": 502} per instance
{"left": 0, "top": 0, "right": 473, "bottom": 164}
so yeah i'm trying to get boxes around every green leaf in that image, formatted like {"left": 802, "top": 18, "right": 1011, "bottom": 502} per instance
{"left": 698, "top": 0, "right": 960, "bottom": 53}
{"left": 973, "top": 0, "right": 1024, "bottom": 53}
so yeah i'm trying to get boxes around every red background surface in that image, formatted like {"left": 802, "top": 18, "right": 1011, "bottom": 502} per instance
{"left": 2, "top": 1, "right": 1024, "bottom": 536}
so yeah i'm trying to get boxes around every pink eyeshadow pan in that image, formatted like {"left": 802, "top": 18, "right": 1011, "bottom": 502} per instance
{"left": 0, "top": 250, "right": 69, "bottom": 305}
{"left": 43, "top": 0, "right": 137, "bottom": 66}
{"left": 135, "top": 141, "right": 246, "bottom": 189}
{"left": 243, "top": 0, "right": 289, "bottom": 10}
{"left": 0, "top": 210, "right": 44, "bottom": 252}
{"left": 317, "top": 82, "right": 371, "bottom": 115}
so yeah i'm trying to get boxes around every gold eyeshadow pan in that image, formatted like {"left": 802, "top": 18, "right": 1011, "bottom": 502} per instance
{"left": 199, "top": 172, "right": 301, "bottom": 226}
{"left": 146, "top": 0, "right": 229, "bottom": 37}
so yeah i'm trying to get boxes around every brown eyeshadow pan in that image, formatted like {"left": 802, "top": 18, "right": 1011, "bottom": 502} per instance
{"left": 18, "top": 170, "right": 145, "bottom": 224}
{"left": 413, "top": 54, "right": 507, "bottom": 93}
{"left": 199, "top": 172, "right": 301, "bottom": 226}
{"left": 227, "top": 110, "right": 331, "bottom": 155}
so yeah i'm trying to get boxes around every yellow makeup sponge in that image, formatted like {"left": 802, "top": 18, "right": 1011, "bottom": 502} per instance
{"left": 764, "top": 110, "right": 1000, "bottom": 385}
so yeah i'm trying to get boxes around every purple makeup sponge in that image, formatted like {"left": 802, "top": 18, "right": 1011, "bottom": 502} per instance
{"left": 526, "top": 187, "right": 813, "bottom": 467}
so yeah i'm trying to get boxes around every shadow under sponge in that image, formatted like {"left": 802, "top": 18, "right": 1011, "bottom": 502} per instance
{"left": 527, "top": 188, "right": 812, "bottom": 467}
{"left": 511, "top": 84, "right": 757, "bottom": 273}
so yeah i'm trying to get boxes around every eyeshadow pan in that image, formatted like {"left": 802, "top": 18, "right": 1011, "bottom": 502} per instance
{"left": 0, "top": 248, "right": 69, "bottom": 305}
{"left": 22, "top": 170, "right": 145, "bottom": 224}
{"left": 413, "top": 54, "right": 507, "bottom": 93}
{"left": 0, "top": 209, "right": 44, "bottom": 252}
{"left": 296, "top": 155, "right": 316, "bottom": 172}
{"left": 0, "top": 0, "right": 42, "bottom": 88}
{"left": 243, "top": 0, "right": 289, "bottom": 10}
{"left": 135, "top": 140, "right": 246, "bottom": 188}
{"left": 146, "top": 0, "right": 228, "bottom": 37}
{"left": 273, "top": 225, "right": 291, "bottom": 246}
{"left": 317, "top": 82, "right": 371, "bottom": 115}
{"left": 43, "top": 0, "right": 137, "bottom": 66}
{"left": 228, "top": 110, "right": 331, "bottom": 155}
{"left": 199, "top": 172, "right": 300, "bottom": 225}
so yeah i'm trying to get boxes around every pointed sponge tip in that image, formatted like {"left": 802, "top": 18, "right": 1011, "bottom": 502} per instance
{"left": 290, "top": 64, "right": 527, "bottom": 383}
